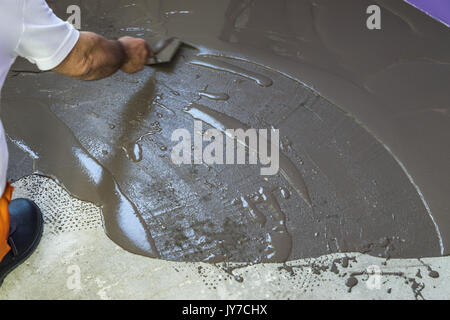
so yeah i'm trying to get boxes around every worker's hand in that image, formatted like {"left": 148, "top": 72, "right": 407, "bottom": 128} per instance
{"left": 118, "top": 36, "right": 153, "bottom": 74}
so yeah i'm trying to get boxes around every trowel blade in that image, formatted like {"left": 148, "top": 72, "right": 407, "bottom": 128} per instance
{"left": 147, "top": 37, "right": 182, "bottom": 65}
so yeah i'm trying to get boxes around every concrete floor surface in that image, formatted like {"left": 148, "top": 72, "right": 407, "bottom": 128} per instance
{"left": 1, "top": 0, "right": 449, "bottom": 300}
{"left": 0, "top": 175, "right": 447, "bottom": 300}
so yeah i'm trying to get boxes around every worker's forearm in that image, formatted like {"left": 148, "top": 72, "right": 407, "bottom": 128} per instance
{"left": 54, "top": 32, "right": 126, "bottom": 81}
{"left": 81, "top": 34, "right": 127, "bottom": 80}
{"left": 53, "top": 32, "right": 152, "bottom": 80}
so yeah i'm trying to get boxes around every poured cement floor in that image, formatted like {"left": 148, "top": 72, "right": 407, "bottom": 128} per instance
{"left": 0, "top": 174, "right": 447, "bottom": 300}
{"left": 1, "top": 0, "right": 450, "bottom": 299}
{"left": 3, "top": 50, "right": 441, "bottom": 262}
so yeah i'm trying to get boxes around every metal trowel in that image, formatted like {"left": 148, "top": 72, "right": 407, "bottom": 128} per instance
{"left": 147, "top": 37, "right": 182, "bottom": 65}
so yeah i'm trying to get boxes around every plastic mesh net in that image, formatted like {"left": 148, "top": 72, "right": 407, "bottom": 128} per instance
{"left": 12, "top": 175, "right": 102, "bottom": 235}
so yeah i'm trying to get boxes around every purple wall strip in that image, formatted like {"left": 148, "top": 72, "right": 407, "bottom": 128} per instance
{"left": 406, "top": 0, "right": 450, "bottom": 27}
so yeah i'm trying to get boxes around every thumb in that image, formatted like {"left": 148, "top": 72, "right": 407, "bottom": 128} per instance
{"left": 145, "top": 42, "right": 154, "bottom": 59}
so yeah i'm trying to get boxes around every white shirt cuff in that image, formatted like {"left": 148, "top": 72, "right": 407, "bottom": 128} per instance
{"left": 34, "top": 27, "right": 80, "bottom": 71}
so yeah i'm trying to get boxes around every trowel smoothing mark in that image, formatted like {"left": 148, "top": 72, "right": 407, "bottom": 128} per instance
{"left": 6, "top": 136, "right": 39, "bottom": 160}
{"left": 122, "top": 124, "right": 162, "bottom": 163}
{"left": 240, "top": 196, "right": 266, "bottom": 227}
{"left": 198, "top": 90, "right": 230, "bottom": 101}
{"left": 184, "top": 103, "right": 312, "bottom": 206}
{"left": 123, "top": 143, "right": 143, "bottom": 162}
{"left": 280, "top": 187, "right": 291, "bottom": 200}
{"left": 2, "top": 98, "right": 160, "bottom": 258}
{"left": 119, "top": 77, "right": 165, "bottom": 164}
{"left": 230, "top": 187, "right": 293, "bottom": 262}
{"left": 259, "top": 187, "right": 293, "bottom": 262}
{"left": 153, "top": 95, "right": 176, "bottom": 115}
{"left": 189, "top": 56, "right": 273, "bottom": 87}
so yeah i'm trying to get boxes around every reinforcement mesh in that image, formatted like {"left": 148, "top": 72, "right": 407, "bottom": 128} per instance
{"left": 12, "top": 175, "right": 103, "bottom": 235}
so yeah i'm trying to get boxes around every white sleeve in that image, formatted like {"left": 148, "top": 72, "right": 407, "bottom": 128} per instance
{"left": 15, "top": 0, "right": 80, "bottom": 71}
